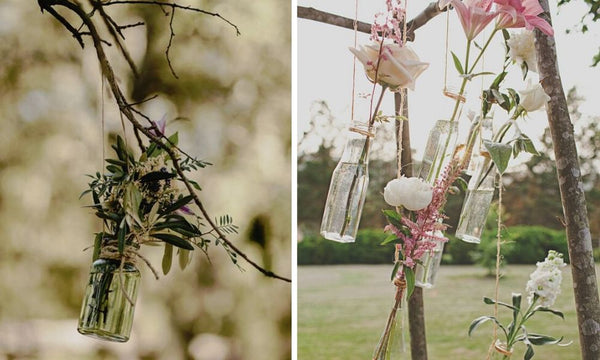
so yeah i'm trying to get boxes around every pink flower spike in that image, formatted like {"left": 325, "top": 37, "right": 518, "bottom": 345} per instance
{"left": 450, "top": 0, "right": 498, "bottom": 40}
{"left": 494, "top": 0, "right": 554, "bottom": 36}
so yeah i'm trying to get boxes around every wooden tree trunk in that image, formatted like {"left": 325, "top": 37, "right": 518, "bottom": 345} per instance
{"left": 534, "top": 1, "right": 600, "bottom": 358}
{"left": 395, "top": 91, "right": 428, "bottom": 360}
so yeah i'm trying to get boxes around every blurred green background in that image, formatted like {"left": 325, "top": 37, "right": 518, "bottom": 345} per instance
{"left": 0, "top": 1, "right": 290, "bottom": 359}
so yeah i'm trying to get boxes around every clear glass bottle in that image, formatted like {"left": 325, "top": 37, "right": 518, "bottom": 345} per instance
{"left": 456, "top": 153, "right": 496, "bottom": 244}
{"left": 372, "top": 288, "right": 409, "bottom": 360}
{"left": 320, "top": 122, "right": 373, "bottom": 243}
{"left": 418, "top": 120, "right": 459, "bottom": 185}
{"left": 415, "top": 232, "right": 445, "bottom": 289}
{"left": 78, "top": 258, "right": 141, "bottom": 342}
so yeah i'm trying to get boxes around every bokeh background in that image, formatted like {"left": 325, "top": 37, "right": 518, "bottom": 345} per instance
{"left": 0, "top": 1, "right": 290, "bottom": 359}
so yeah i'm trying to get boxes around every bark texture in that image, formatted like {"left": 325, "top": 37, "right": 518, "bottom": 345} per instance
{"left": 395, "top": 91, "right": 428, "bottom": 360}
{"left": 534, "top": 1, "right": 600, "bottom": 358}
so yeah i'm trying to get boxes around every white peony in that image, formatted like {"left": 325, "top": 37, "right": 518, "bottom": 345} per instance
{"left": 383, "top": 176, "right": 433, "bottom": 211}
{"left": 507, "top": 30, "right": 538, "bottom": 73}
{"left": 349, "top": 42, "right": 429, "bottom": 91}
{"left": 526, "top": 250, "right": 566, "bottom": 307}
{"left": 519, "top": 79, "right": 550, "bottom": 112}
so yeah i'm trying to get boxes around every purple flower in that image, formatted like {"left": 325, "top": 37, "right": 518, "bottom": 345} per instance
{"left": 150, "top": 113, "right": 168, "bottom": 137}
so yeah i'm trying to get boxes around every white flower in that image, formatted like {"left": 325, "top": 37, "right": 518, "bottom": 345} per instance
{"left": 349, "top": 42, "right": 429, "bottom": 91}
{"left": 507, "top": 30, "right": 537, "bottom": 73}
{"left": 519, "top": 79, "right": 550, "bottom": 112}
{"left": 383, "top": 176, "right": 433, "bottom": 211}
{"left": 526, "top": 250, "right": 566, "bottom": 307}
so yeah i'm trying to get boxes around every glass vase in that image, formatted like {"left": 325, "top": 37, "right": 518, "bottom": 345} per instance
{"left": 372, "top": 289, "right": 409, "bottom": 360}
{"left": 492, "top": 340, "right": 513, "bottom": 359}
{"left": 456, "top": 154, "right": 496, "bottom": 244}
{"left": 78, "top": 258, "right": 141, "bottom": 342}
{"left": 418, "top": 120, "right": 459, "bottom": 185}
{"left": 320, "top": 122, "right": 372, "bottom": 243}
{"left": 415, "top": 232, "right": 445, "bottom": 289}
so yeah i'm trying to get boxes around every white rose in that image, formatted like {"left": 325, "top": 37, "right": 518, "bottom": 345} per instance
{"left": 349, "top": 42, "right": 429, "bottom": 91}
{"left": 383, "top": 176, "right": 433, "bottom": 211}
{"left": 519, "top": 80, "right": 550, "bottom": 112}
{"left": 507, "top": 30, "right": 537, "bottom": 73}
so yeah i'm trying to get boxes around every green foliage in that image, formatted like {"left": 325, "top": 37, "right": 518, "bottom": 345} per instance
{"left": 299, "top": 225, "right": 569, "bottom": 268}
{"left": 298, "top": 229, "right": 395, "bottom": 265}
{"left": 478, "top": 226, "right": 569, "bottom": 270}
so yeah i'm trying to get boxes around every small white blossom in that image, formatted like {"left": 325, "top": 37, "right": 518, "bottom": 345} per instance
{"left": 526, "top": 250, "right": 566, "bottom": 307}
{"left": 383, "top": 176, "right": 433, "bottom": 211}
{"left": 507, "top": 30, "right": 537, "bottom": 73}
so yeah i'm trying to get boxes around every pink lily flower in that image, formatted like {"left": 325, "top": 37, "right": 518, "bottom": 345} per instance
{"left": 494, "top": 0, "right": 554, "bottom": 36}
{"left": 448, "top": 0, "right": 498, "bottom": 40}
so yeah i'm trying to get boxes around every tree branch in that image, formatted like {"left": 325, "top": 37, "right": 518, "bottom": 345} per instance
{"left": 102, "top": 0, "right": 241, "bottom": 35}
{"left": 41, "top": 0, "right": 290, "bottom": 282}
{"left": 297, "top": 2, "right": 446, "bottom": 42}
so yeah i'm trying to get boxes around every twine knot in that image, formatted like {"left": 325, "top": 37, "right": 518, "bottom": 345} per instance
{"left": 393, "top": 278, "right": 407, "bottom": 289}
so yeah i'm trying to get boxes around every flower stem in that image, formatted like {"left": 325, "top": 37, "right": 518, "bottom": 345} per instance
{"left": 468, "top": 29, "right": 499, "bottom": 75}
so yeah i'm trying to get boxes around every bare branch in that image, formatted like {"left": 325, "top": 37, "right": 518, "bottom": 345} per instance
{"left": 297, "top": 1, "right": 446, "bottom": 42}
{"left": 38, "top": 0, "right": 86, "bottom": 47}
{"left": 102, "top": 0, "right": 241, "bottom": 36}
{"left": 166, "top": 7, "right": 179, "bottom": 79}
{"left": 94, "top": 3, "right": 140, "bottom": 77}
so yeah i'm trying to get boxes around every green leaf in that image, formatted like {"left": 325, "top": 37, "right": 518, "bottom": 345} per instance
{"left": 519, "top": 333, "right": 563, "bottom": 346}
{"left": 502, "top": 28, "right": 510, "bottom": 41}
{"left": 151, "top": 233, "right": 194, "bottom": 250}
{"left": 524, "top": 343, "right": 535, "bottom": 360}
{"left": 390, "top": 261, "right": 401, "bottom": 281}
{"left": 468, "top": 71, "right": 495, "bottom": 79}
{"left": 513, "top": 134, "right": 539, "bottom": 157}
{"left": 179, "top": 248, "right": 191, "bottom": 270}
{"left": 162, "top": 243, "right": 173, "bottom": 275}
{"left": 483, "top": 140, "right": 512, "bottom": 174}
{"left": 533, "top": 307, "right": 565, "bottom": 319}
{"left": 382, "top": 210, "right": 403, "bottom": 229}
{"left": 405, "top": 266, "right": 415, "bottom": 299}
{"left": 451, "top": 51, "right": 464, "bottom": 75}
{"left": 468, "top": 316, "right": 507, "bottom": 337}
{"left": 167, "top": 132, "right": 179, "bottom": 147}
{"left": 93, "top": 233, "right": 103, "bottom": 261}
{"left": 105, "top": 158, "right": 127, "bottom": 167}
{"left": 512, "top": 293, "right": 522, "bottom": 330}
{"left": 117, "top": 218, "right": 127, "bottom": 254}
{"left": 491, "top": 71, "right": 508, "bottom": 89}
{"left": 161, "top": 195, "right": 194, "bottom": 215}
{"left": 381, "top": 233, "right": 398, "bottom": 245}
{"left": 483, "top": 296, "right": 518, "bottom": 311}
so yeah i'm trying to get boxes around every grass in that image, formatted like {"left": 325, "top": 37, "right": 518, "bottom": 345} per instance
{"left": 298, "top": 264, "right": 587, "bottom": 359}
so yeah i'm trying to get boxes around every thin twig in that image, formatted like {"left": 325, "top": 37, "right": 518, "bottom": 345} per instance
{"left": 102, "top": 0, "right": 241, "bottom": 35}
{"left": 166, "top": 7, "right": 179, "bottom": 79}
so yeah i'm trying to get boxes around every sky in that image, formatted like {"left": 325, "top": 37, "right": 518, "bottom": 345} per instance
{"left": 297, "top": 0, "right": 600, "bottom": 163}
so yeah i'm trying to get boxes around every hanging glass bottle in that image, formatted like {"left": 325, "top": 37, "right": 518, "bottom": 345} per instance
{"left": 418, "top": 119, "right": 459, "bottom": 184}
{"left": 320, "top": 122, "right": 373, "bottom": 243}
{"left": 78, "top": 257, "right": 141, "bottom": 342}
{"left": 464, "top": 116, "right": 493, "bottom": 176}
{"left": 415, "top": 231, "right": 445, "bottom": 289}
{"left": 456, "top": 152, "right": 496, "bottom": 244}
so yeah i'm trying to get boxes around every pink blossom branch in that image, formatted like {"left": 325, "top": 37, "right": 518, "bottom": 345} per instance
{"left": 297, "top": 2, "right": 447, "bottom": 42}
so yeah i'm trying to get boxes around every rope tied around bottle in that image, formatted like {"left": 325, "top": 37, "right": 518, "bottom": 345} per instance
{"left": 349, "top": 126, "right": 376, "bottom": 138}
{"left": 98, "top": 239, "right": 160, "bottom": 305}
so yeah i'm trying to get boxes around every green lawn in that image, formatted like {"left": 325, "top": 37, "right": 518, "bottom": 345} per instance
{"left": 298, "top": 264, "right": 587, "bottom": 359}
